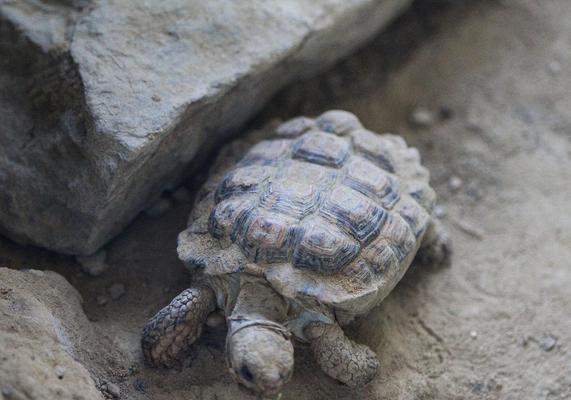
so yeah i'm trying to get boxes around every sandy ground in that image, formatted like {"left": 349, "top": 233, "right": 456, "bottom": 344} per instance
{"left": 2, "top": 0, "right": 571, "bottom": 399}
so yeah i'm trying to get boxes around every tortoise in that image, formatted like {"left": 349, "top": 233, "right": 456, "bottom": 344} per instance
{"left": 142, "top": 110, "right": 451, "bottom": 397}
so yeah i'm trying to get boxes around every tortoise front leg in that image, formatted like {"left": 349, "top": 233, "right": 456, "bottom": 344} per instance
{"left": 142, "top": 284, "right": 216, "bottom": 368}
{"left": 305, "top": 321, "right": 379, "bottom": 387}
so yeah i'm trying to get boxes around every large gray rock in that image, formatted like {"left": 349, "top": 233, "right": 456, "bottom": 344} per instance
{"left": 0, "top": 0, "right": 412, "bottom": 255}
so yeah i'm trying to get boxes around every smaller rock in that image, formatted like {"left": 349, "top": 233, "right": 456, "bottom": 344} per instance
{"left": 96, "top": 295, "right": 108, "bottom": 306}
{"left": 409, "top": 107, "right": 435, "bottom": 128}
{"left": 105, "top": 382, "right": 121, "bottom": 398}
{"left": 77, "top": 250, "right": 109, "bottom": 277}
{"left": 2, "top": 387, "right": 14, "bottom": 398}
{"left": 453, "top": 219, "right": 485, "bottom": 240}
{"left": 547, "top": 60, "right": 561, "bottom": 75}
{"left": 470, "top": 330, "right": 478, "bottom": 339}
{"left": 448, "top": 176, "right": 463, "bottom": 191}
{"left": 171, "top": 186, "right": 192, "bottom": 203}
{"left": 434, "top": 205, "right": 447, "bottom": 218}
{"left": 465, "top": 114, "right": 482, "bottom": 132}
{"left": 54, "top": 365, "right": 66, "bottom": 379}
{"left": 144, "top": 197, "right": 173, "bottom": 218}
{"left": 438, "top": 106, "right": 454, "bottom": 121}
{"left": 538, "top": 334, "right": 557, "bottom": 352}
{"left": 108, "top": 283, "right": 125, "bottom": 300}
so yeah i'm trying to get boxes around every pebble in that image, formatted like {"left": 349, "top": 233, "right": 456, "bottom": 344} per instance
{"left": 434, "top": 205, "right": 447, "bottom": 218}
{"left": 96, "top": 295, "right": 108, "bottom": 306}
{"left": 54, "top": 365, "right": 66, "bottom": 379}
{"left": 538, "top": 334, "right": 557, "bottom": 352}
{"left": 448, "top": 175, "right": 463, "bottom": 191}
{"left": 108, "top": 283, "right": 125, "bottom": 300}
{"left": 2, "top": 387, "right": 14, "bottom": 398}
{"left": 77, "top": 250, "right": 108, "bottom": 277}
{"left": 548, "top": 60, "right": 561, "bottom": 75}
{"left": 465, "top": 114, "right": 483, "bottom": 132}
{"left": 409, "top": 107, "right": 436, "bottom": 128}
{"left": 144, "top": 197, "right": 173, "bottom": 218}
{"left": 172, "top": 186, "right": 192, "bottom": 203}
{"left": 439, "top": 106, "right": 454, "bottom": 121}
{"left": 470, "top": 330, "right": 478, "bottom": 339}
{"left": 453, "top": 220, "right": 485, "bottom": 240}
{"left": 105, "top": 382, "right": 121, "bottom": 398}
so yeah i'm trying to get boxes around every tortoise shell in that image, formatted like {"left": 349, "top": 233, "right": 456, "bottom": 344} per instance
{"left": 178, "top": 111, "right": 435, "bottom": 316}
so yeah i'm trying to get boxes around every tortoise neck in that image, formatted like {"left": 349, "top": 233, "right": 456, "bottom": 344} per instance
{"left": 229, "top": 279, "right": 288, "bottom": 325}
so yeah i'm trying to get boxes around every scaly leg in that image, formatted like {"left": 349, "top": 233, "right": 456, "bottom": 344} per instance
{"left": 305, "top": 321, "right": 379, "bottom": 387}
{"left": 142, "top": 285, "right": 216, "bottom": 368}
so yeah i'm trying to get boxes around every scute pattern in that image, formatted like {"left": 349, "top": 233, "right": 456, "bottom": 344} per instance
{"left": 260, "top": 179, "right": 321, "bottom": 219}
{"left": 293, "top": 131, "right": 350, "bottom": 168}
{"left": 343, "top": 157, "right": 400, "bottom": 209}
{"left": 236, "top": 211, "right": 296, "bottom": 263}
{"left": 320, "top": 186, "right": 386, "bottom": 244}
{"left": 215, "top": 165, "right": 271, "bottom": 202}
{"left": 292, "top": 220, "right": 360, "bottom": 273}
{"left": 202, "top": 110, "right": 434, "bottom": 281}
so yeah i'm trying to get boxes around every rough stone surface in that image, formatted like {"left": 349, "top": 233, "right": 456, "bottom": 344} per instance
{"left": 0, "top": 268, "right": 104, "bottom": 400}
{"left": 0, "top": 0, "right": 412, "bottom": 255}
{"left": 1, "top": 0, "right": 571, "bottom": 398}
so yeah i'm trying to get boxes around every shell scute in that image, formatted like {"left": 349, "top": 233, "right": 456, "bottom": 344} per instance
{"left": 239, "top": 139, "right": 291, "bottom": 166}
{"left": 275, "top": 116, "right": 316, "bottom": 138}
{"left": 351, "top": 129, "right": 397, "bottom": 172}
{"left": 343, "top": 157, "right": 401, "bottom": 209}
{"left": 292, "top": 219, "right": 360, "bottom": 273}
{"left": 215, "top": 165, "right": 271, "bottom": 202}
{"left": 260, "top": 179, "right": 321, "bottom": 219}
{"left": 320, "top": 185, "right": 387, "bottom": 243}
{"left": 293, "top": 131, "right": 350, "bottom": 168}
{"left": 235, "top": 211, "right": 296, "bottom": 263}
{"left": 209, "top": 196, "right": 256, "bottom": 239}
{"left": 316, "top": 110, "right": 362, "bottom": 135}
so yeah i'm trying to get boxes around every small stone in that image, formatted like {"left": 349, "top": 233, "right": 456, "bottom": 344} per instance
{"left": 108, "top": 283, "right": 125, "bottom": 300}
{"left": 96, "top": 295, "right": 109, "bottom": 306}
{"left": 448, "top": 176, "right": 463, "bottom": 191}
{"left": 77, "top": 250, "right": 108, "bottom": 277}
{"left": 2, "top": 387, "right": 14, "bottom": 398}
{"left": 453, "top": 220, "right": 485, "bottom": 240}
{"left": 519, "top": 336, "right": 530, "bottom": 347}
{"left": 409, "top": 107, "right": 435, "bottom": 128}
{"left": 434, "top": 205, "right": 447, "bottom": 218}
{"left": 465, "top": 114, "right": 482, "bottom": 132}
{"left": 470, "top": 330, "right": 478, "bottom": 339}
{"left": 105, "top": 382, "right": 121, "bottom": 398}
{"left": 144, "top": 197, "right": 173, "bottom": 218}
{"left": 548, "top": 60, "right": 561, "bottom": 75}
{"left": 172, "top": 186, "right": 192, "bottom": 203}
{"left": 538, "top": 334, "right": 557, "bottom": 352}
{"left": 439, "top": 106, "right": 454, "bottom": 121}
{"left": 54, "top": 365, "right": 66, "bottom": 379}
{"left": 151, "top": 94, "right": 161, "bottom": 102}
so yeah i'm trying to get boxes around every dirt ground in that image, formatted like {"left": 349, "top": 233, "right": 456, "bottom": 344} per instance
{"left": 2, "top": 0, "right": 571, "bottom": 399}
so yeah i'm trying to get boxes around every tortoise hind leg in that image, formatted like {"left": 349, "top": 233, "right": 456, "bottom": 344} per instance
{"left": 142, "top": 284, "right": 216, "bottom": 368}
{"left": 417, "top": 218, "right": 452, "bottom": 266}
{"left": 305, "top": 322, "right": 379, "bottom": 387}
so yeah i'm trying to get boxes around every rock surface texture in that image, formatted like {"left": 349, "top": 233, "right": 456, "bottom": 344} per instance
{"left": 0, "top": 268, "right": 104, "bottom": 400}
{"left": 0, "top": 0, "right": 412, "bottom": 255}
